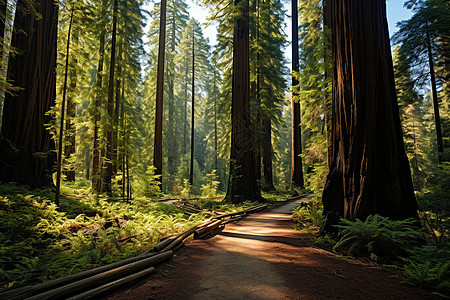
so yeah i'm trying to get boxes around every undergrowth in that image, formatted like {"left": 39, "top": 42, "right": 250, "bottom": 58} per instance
{"left": 291, "top": 196, "right": 449, "bottom": 296}
{"left": 0, "top": 182, "right": 205, "bottom": 290}
{"left": 0, "top": 181, "right": 291, "bottom": 291}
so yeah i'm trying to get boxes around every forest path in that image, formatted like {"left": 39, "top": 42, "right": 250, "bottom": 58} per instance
{"left": 106, "top": 197, "right": 432, "bottom": 300}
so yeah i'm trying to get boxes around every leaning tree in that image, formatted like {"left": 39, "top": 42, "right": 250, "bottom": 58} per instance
{"left": 321, "top": 0, "right": 418, "bottom": 231}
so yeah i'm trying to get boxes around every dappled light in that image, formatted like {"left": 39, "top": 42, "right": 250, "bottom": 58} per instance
{"left": 0, "top": 0, "right": 448, "bottom": 298}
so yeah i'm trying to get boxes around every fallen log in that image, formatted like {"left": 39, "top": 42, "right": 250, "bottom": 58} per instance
{"left": 66, "top": 267, "right": 157, "bottom": 300}
{"left": 160, "top": 226, "right": 201, "bottom": 252}
{"left": 0, "top": 250, "right": 162, "bottom": 300}
{"left": 194, "top": 219, "right": 223, "bottom": 238}
{"left": 24, "top": 251, "right": 173, "bottom": 300}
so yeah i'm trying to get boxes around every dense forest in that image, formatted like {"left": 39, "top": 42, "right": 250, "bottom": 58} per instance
{"left": 0, "top": 0, "right": 448, "bottom": 297}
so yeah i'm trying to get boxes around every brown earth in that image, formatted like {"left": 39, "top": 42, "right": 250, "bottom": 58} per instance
{"left": 105, "top": 198, "right": 433, "bottom": 300}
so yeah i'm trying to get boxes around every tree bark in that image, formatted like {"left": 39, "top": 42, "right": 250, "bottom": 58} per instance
{"left": 189, "top": 33, "right": 195, "bottom": 186}
{"left": 0, "top": 0, "right": 57, "bottom": 188}
{"left": 262, "top": 118, "right": 275, "bottom": 191}
{"left": 64, "top": 7, "right": 78, "bottom": 182}
{"left": 103, "top": 0, "right": 119, "bottom": 195}
{"left": 113, "top": 40, "right": 122, "bottom": 175}
{"left": 56, "top": 3, "right": 74, "bottom": 205}
{"left": 92, "top": 0, "right": 108, "bottom": 193}
{"left": 226, "top": 0, "right": 262, "bottom": 203}
{"left": 167, "top": 6, "right": 176, "bottom": 178}
{"left": 154, "top": 0, "right": 167, "bottom": 187}
{"left": 213, "top": 68, "right": 218, "bottom": 171}
{"left": 425, "top": 23, "right": 443, "bottom": 163}
{"left": 291, "top": 0, "right": 304, "bottom": 189}
{"left": 322, "top": 0, "right": 418, "bottom": 231}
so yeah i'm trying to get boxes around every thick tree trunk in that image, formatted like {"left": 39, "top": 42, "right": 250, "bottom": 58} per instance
{"left": 322, "top": 0, "right": 418, "bottom": 231}
{"left": 226, "top": 0, "right": 262, "bottom": 203}
{"left": 291, "top": 0, "right": 304, "bottom": 189}
{"left": 0, "top": 0, "right": 57, "bottom": 188}
{"left": 103, "top": 0, "right": 118, "bottom": 195}
{"left": 154, "top": 0, "right": 167, "bottom": 187}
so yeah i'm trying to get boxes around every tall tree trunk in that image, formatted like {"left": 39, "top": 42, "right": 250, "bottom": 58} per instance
{"left": 254, "top": 0, "right": 262, "bottom": 183}
{"left": 92, "top": 0, "right": 108, "bottom": 193}
{"left": 291, "top": 0, "right": 304, "bottom": 189}
{"left": 56, "top": 3, "right": 74, "bottom": 205}
{"left": 0, "top": 0, "right": 6, "bottom": 128}
{"left": 154, "top": 0, "right": 167, "bottom": 187}
{"left": 213, "top": 68, "right": 218, "bottom": 171}
{"left": 167, "top": 6, "right": 176, "bottom": 179}
{"left": 113, "top": 40, "right": 122, "bottom": 174}
{"left": 64, "top": 7, "right": 78, "bottom": 182}
{"left": 226, "top": 0, "right": 262, "bottom": 203}
{"left": 425, "top": 23, "right": 443, "bottom": 163}
{"left": 189, "top": 34, "right": 195, "bottom": 186}
{"left": 103, "top": 0, "right": 118, "bottom": 195}
{"left": 183, "top": 59, "right": 188, "bottom": 155}
{"left": 262, "top": 118, "right": 275, "bottom": 191}
{"left": 321, "top": 0, "right": 418, "bottom": 232}
{"left": 0, "top": 0, "right": 57, "bottom": 188}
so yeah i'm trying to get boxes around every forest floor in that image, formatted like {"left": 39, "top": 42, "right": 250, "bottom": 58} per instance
{"left": 105, "top": 197, "right": 433, "bottom": 300}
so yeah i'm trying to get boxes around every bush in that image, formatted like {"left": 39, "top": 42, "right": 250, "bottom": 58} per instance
{"left": 201, "top": 170, "right": 219, "bottom": 198}
{"left": 333, "top": 215, "right": 424, "bottom": 262}
{"left": 291, "top": 197, "right": 324, "bottom": 232}
{"left": 402, "top": 245, "right": 450, "bottom": 296}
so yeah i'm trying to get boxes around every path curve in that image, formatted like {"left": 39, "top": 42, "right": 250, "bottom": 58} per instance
{"left": 106, "top": 198, "right": 432, "bottom": 299}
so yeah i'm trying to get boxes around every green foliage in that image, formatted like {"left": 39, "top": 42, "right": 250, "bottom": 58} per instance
{"left": 402, "top": 245, "right": 450, "bottom": 296}
{"left": 201, "top": 170, "right": 219, "bottom": 197}
{"left": 180, "top": 179, "right": 192, "bottom": 198}
{"left": 0, "top": 182, "right": 207, "bottom": 289}
{"left": 135, "top": 166, "right": 162, "bottom": 199}
{"left": 291, "top": 197, "right": 324, "bottom": 232}
{"left": 333, "top": 215, "right": 424, "bottom": 262}
{"left": 296, "top": 0, "right": 332, "bottom": 194}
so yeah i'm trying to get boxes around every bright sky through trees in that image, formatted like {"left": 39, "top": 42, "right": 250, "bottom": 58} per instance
{"left": 143, "top": 0, "right": 413, "bottom": 70}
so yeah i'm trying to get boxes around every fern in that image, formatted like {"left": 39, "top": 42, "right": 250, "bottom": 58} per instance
{"left": 333, "top": 215, "right": 424, "bottom": 262}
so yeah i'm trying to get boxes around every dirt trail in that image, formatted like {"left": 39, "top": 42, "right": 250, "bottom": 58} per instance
{"left": 106, "top": 198, "right": 432, "bottom": 300}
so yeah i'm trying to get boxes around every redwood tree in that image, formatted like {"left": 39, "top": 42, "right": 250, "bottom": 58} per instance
{"left": 226, "top": 0, "right": 262, "bottom": 203}
{"left": 291, "top": 0, "right": 304, "bottom": 189}
{"left": 322, "top": 0, "right": 418, "bottom": 230}
{"left": 0, "top": 0, "right": 58, "bottom": 188}
{"left": 103, "top": 0, "right": 119, "bottom": 194}
{"left": 154, "top": 0, "right": 167, "bottom": 186}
